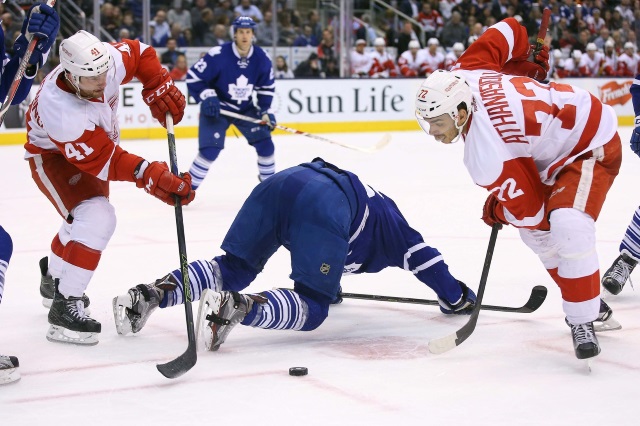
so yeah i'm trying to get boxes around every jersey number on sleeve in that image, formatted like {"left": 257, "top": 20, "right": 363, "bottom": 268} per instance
{"left": 510, "top": 77, "right": 577, "bottom": 137}
{"left": 65, "top": 143, "right": 95, "bottom": 161}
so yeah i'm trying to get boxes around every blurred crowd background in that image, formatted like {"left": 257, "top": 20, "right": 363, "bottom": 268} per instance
{"left": 1, "top": 0, "right": 638, "bottom": 81}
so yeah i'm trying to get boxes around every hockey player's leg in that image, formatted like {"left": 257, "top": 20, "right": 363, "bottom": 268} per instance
{"left": 602, "top": 205, "right": 640, "bottom": 295}
{"left": 188, "top": 114, "right": 225, "bottom": 190}
{"left": 0, "top": 226, "right": 19, "bottom": 385}
{"left": 196, "top": 284, "right": 330, "bottom": 351}
{"left": 40, "top": 253, "right": 90, "bottom": 311}
{"left": 252, "top": 138, "right": 275, "bottom": 182}
{"left": 47, "top": 198, "right": 115, "bottom": 345}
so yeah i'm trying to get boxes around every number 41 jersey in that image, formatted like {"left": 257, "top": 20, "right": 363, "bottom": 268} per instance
{"left": 452, "top": 18, "right": 617, "bottom": 229}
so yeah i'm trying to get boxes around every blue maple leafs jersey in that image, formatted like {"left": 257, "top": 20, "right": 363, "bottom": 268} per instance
{"left": 0, "top": 28, "right": 33, "bottom": 105}
{"left": 186, "top": 42, "right": 275, "bottom": 113}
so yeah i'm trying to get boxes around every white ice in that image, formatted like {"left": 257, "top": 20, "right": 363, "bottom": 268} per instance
{"left": 1, "top": 127, "right": 639, "bottom": 425}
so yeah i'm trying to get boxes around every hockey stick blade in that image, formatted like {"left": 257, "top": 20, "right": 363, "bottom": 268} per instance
{"left": 156, "top": 340, "right": 197, "bottom": 379}
{"left": 340, "top": 285, "right": 547, "bottom": 313}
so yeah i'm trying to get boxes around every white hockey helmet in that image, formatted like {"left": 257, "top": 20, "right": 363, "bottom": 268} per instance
{"left": 428, "top": 37, "right": 439, "bottom": 46}
{"left": 572, "top": 50, "right": 582, "bottom": 59}
{"left": 624, "top": 41, "right": 636, "bottom": 52}
{"left": 60, "top": 30, "right": 111, "bottom": 78}
{"left": 415, "top": 70, "right": 473, "bottom": 143}
{"left": 452, "top": 42, "right": 465, "bottom": 53}
{"left": 373, "top": 37, "right": 386, "bottom": 47}
{"left": 586, "top": 42, "right": 597, "bottom": 52}
{"left": 408, "top": 40, "right": 421, "bottom": 49}
{"left": 605, "top": 39, "right": 615, "bottom": 48}
{"left": 553, "top": 49, "right": 563, "bottom": 59}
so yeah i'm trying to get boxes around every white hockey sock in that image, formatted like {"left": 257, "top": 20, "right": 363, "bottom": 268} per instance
{"left": 189, "top": 154, "right": 214, "bottom": 190}
{"left": 257, "top": 154, "right": 275, "bottom": 181}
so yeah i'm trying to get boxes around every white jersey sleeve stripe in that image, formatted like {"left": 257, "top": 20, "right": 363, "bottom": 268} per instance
{"left": 492, "top": 21, "right": 515, "bottom": 62}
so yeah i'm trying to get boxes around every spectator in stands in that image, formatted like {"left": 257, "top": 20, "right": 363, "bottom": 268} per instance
{"left": 440, "top": 11, "right": 467, "bottom": 48}
{"left": 168, "top": 0, "right": 192, "bottom": 32}
{"left": 324, "top": 58, "right": 339, "bottom": 78}
{"left": 192, "top": 8, "right": 216, "bottom": 46}
{"left": 149, "top": 9, "right": 171, "bottom": 47}
{"left": 169, "top": 53, "right": 188, "bottom": 81}
{"left": 161, "top": 37, "right": 184, "bottom": 69}
{"left": 467, "top": 23, "right": 483, "bottom": 47}
{"left": 256, "top": 10, "right": 275, "bottom": 46}
{"left": 170, "top": 22, "right": 189, "bottom": 47}
{"left": 100, "top": 2, "right": 119, "bottom": 40}
{"left": 234, "top": 0, "right": 263, "bottom": 23}
{"left": 294, "top": 52, "right": 322, "bottom": 78}
{"left": 190, "top": 0, "right": 208, "bottom": 30}
{"left": 368, "top": 37, "right": 398, "bottom": 78}
{"left": 117, "top": 28, "right": 131, "bottom": 43}
{"left": 278, "top": 10, "right": 297, "bottom": 47}
{"left": 350, "top": 39, "right": 372, "bottom": 78}
{"left": 214, "top": 0, "right": 235, "bottom": 27}
{"left": 617, "top": 41, "right": 639, "bottom": 76}
{"left": 593, "top": 27, "right": 611, "bottom": 51}
{"left": 417, "top": 2, "right": 443, "bottom": 40}
{"left": 355, "top": 14, "right": 377, "bottom": 45}
{"left": 317, "top": 29, "right": 337, "bottom": 71}
{"left": 275, "top": 55, "right": 294, "bottom": 79}
{"left": 397, "top": 21, "right": 419, "bottom": 56}
{"left": 399, "top": 0, "right": 420, "bottom": 19}
{"left": 586, "top": 8, "right": 606, "bottom": 35}
{"left": 118, "top": 11, "right": 138, "bottom": 41}
{"left": 293, "top": 24, "right": 319, "bottom": 47}
{"left": 306, "top": 10, "right": 323, "bottom": 44}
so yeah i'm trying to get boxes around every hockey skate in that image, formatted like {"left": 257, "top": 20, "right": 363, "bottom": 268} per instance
{"left": 0, "top": 355, "right": 19, "bottom": 385}
{"left": 594, "top": 299, "right": 621, "bottom": 332}
{"left": 39, "top": 256, "right": 90, "bottom": 312}
{"left": 602, "top": 252, "right": 637, "bottom": 295}
{"left": 568, "top": 321, "right": 600, "bottom": 360}
{"left": 196, "top": 289, "right": 255, "bottom": 351}
{"left": 47, "top": 282, "right": 101, "bottom": 346}
{"left": 438, "top": 281, "right": 477, "bottom": 315}
{"left": 113, "top": 277, "right": 168, "bottom": 336}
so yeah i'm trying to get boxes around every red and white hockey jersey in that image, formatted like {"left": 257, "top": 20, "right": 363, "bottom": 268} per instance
{"left": 616, "top": 52, "right": 639, "bottom": 77}
{"left": 452, "top": 18, "right": 617, "bottom": 229}
{"left": 368, "top": 49, "right": 398, "bottom": 78}
{"left": 350, "top": 49, "right": 373, "bottom": 77}
{"left": 444, "top": 51, "right": 460, "bottom": 71}
{"left": 423, "top": 50, "right": 445, "bottom": 75}
{"left": 24, "top": 40, "right": 165, "bottom": 183}
{"left": 556, "top": 57, "right": 586, "bottom": 78}
{"left": 398, "top": 49, "right": 429, "bottom": 77}
{"left": 578, "top": 51, "right": 606, "bottom": 77}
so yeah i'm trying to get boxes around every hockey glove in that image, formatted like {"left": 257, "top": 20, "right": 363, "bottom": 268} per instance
{"left": 631, "top": 116, "right": 640, "bottom": 158}
{"left": 261, "top": 111, "right": 276, "bottom": 130}
{"left": 200, "top": 91, "right": 220, "bottom": 118}
{"left": 14, "top": 4, "right": 60, "bottom": 67}
{"left": 482, "top": 193, "right": 509, "bottom": 228}
{"left": 439, "top": 281, "right": 477, "bottom": 315}
{"left": 142, "top": 69, "right": 186, "bottom": 128}
{"left": 501, "top": 45, "right": 549, "bottom": 83}
{"left": 136, "top": 161, "right": 195, "bottom": 206}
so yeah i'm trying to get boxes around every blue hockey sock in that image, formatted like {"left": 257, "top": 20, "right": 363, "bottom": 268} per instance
{"left": 620, "top": 206, "right": 640, "bottom": 261}
{"left": 0, "top": 226, "right": 12, "bottom": 304}
{"left": 189, "top": 148, "right": 221, "bottom": 190}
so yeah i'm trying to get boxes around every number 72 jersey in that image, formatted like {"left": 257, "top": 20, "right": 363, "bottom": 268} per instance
{"left": 452, "top": 19, "right": 618, "bottom": 230}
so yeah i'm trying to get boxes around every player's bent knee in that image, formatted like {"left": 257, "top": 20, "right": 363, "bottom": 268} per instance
{"left": 550, "top": 209, "right": 596, "bottom": 256}
{"left": 70, "top": 197, "right": 116, "bottom": 251}
{"left": 0, "top": 225, "right": 13, "bottom": 260}
{"left": 215, "top": 253, "right": 258, "bottom": 292}
{"left": 200, "top": 146, "right": 222, "bottom": 162}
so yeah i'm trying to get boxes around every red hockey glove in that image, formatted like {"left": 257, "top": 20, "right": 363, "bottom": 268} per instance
{"left": 142, "top": 69, "right": 186, "bottom": 128}
{"left": 482, "top": 194, "right": 508, "bottom": 228}
{"left": 136, "top": 161, "right": 195, "bottom": 206}
{"left": 501, "top": 45, "right": 550, "bottom": 82}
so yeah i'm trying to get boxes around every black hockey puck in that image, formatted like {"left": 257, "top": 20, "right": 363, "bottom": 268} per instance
{"left": 289, "top": 367, "right": 308, "bottom": 376}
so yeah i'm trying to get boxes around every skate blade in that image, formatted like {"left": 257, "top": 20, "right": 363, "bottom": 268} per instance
{"left": 112, "top": 295, "right": 133, "bottom": 336}
{"left": 0, "top": 367, "right": 20, "bottom": 385}
{"left": 196, "top": 289, "right": 222, "bottom": 352}
{"left": 594, "top": 317, "right": 622, "bottom": 332}
{"left": 46, "top": 325, "right": 99, "bottom": 346}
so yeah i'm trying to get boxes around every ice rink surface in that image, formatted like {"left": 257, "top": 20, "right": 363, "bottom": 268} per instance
{"left": 1, "top": 127, "right": 639, "bottom": 425}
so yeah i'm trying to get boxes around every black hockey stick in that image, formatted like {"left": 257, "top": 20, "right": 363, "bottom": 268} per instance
{"left": 156, "top": 113, "right": 197, "bottom": 379}
{"left": 428, "top": 223, "right": 501, "bottom": 354}
{"left": 339, "top": 285, "right": 547, "bottom": 313}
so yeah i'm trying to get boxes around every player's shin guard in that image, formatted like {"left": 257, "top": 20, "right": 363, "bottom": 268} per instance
{"left": 160, "top": 259, "right": 224, "bottom": 308}
{"left": 257, "top": 154, "right": 275, "bottom": 182}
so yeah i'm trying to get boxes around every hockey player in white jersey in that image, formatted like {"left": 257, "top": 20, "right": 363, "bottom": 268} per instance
{"left": 24, "top": 30, "right": 194, "bottom": 346}
{"left": 444, "top": 42, "right": 464, "bottom": 71}
{"left": 416, "top": 17, "right": 621, "bottom": 361}
{"left": 398, "top": 40, "right": 428, "bottom": 77}
{"left": 423, "top": 38, "right": 445, "bottom": 76}
{"left": 578, "top": 43, "right": 606, "bottom": 77}
{"left": 616, "top": 42, "right": 639, "bottom": 77}
{"left": 1, "top": 2, "right": 59, "bottom": 384}
{"left": 186, "top": 16, "right": 276, "bottom": 187}
{"left": 368, "top": 37, "right": 398, "bottom": 78}
{"left": 350, "top": 39, "right": 372, "bottom": 78}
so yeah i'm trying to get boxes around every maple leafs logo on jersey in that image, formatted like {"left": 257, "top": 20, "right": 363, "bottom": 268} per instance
{"left": 228, "top": 75, "right": 254, "bottom": 104}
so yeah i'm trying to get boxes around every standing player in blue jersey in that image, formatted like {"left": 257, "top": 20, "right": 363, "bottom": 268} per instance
{"left": 113, "top": 158, "right": 477, "bottom": 350}
{"left": 0, "top": 2, "right": 59, "bottom": 385}
{"left": 601, "top": 75, "right": 640, "bottom": 295}
{"left": 186, "top": 16, "right": 276, "bottom": 188}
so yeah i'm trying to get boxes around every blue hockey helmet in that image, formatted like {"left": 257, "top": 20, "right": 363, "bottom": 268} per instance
{"left": 232, "top": 16, "right": 257, "bottom": 32}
